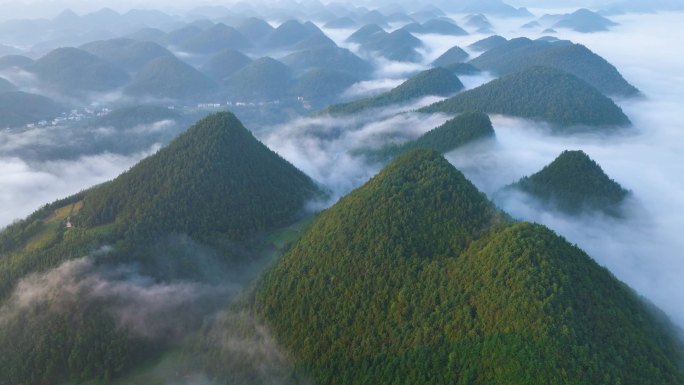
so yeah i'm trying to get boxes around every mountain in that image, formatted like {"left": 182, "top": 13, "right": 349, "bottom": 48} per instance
{"left": 432, "top": 45, "right": 469, "bottom": 67}
{"left": 178, "top": 23, "right": 252, "bottom": 54}
{"left": 443, "top": 62, "right": 481, "bottom": 75}
{"left": 124, "top": 27, "right": 166, "bottom": 43}
{"left": 420, "top": 19, "right": 468, "bottom": 35}
{"left": 422, "top": 66, "right": 631, "bottom": 128}
{"left": 0, "top": 91, "right": 64, "bottom": 128}
{"left": 200, "top": 48, "right": 252, "bottom": 80}
{"left": 0, "top": 55, "right": 34, "bottom": 70}
{"left": 79, "top": 112, "right": 319, "bottom": 240}
{"left": 80, "top": 38, "right": 174, "bottom": 72}
{"left": 469, "top": 38, "right": 639, "bottom": 97}
{"left": 401, "top": 22, "right": 427, "bottom": 34}
{"left": 162, "top": 25, "right": 204, "bottom": 47}
{"left": 363, "top": 112, "right": 495, "bottom": 162}
{"left": 345, "top": 24, "right": 386, "bottom": 44}
{"left": 361, "top": 29, "right": 424, "bottom": 62}
{"left": 464, "top": 14, "right": 492, "bottom": 29}
{"left": 0, "top": 112, "right": 320, "bottom": 385}
{"left": 224, "top": 57, "right": 293, "bottom": 101}
{"left": 234, "top": 17, "right": 274, "bottom": 42}
{"left": 281, "top": 46, "right": 372, "bottom": 76}
{"left": 508, "top": 150, "right": 630, "bottom": 216}
{"left": 93, "top": 105, "right": 179, "bottom": 129}
{"left": 124, "top": 56, "right": 217, "bottom": 100}
{"left": 0, "top": 77, "right": 16, "bottom": 92}
{"left": 553, "top": 8, "right": 618, "bottom": 32}
{"left": 262, "top": 20, "right": 323, "bottom": 49}
{"left": 30, "top": 47, "right": 130, "bottom": 92}
{"left": 468, "top": 35, "right": 507, "bottom": 52}
{"left": 292, "top": 68, "right": 359, "bottom": 105}
{"left": 358, "top": 10, "right": 389, "bottom": 27}
{"left": 255, "top": 149, "right": 684, "bottom": 385}
{"left": 291, "top": 33, "right": 337, "bottom": 50}
{"left": 324, "top": 67, "right": 464, "bottom": 115}
{"left": 323, "top": 17, "right": 359, "bottom": 29}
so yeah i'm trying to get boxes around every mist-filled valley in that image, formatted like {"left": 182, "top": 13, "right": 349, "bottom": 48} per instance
{"left": 1, "top": 1, "right": 683, "bottom": 384}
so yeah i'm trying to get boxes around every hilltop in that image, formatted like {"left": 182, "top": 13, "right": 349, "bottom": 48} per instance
{"left": 324, "top": 67, "right": 463, "bottom": 116}
{"left": 200, "top": 48, "right": 252, "bottom": 80}
{"left": 80, "top": 38, "right": 174, "bottom": 72}
{"left": 0, "top": 112, "right": 321, "bottom": 385}
{"left": 0, "top": 91, "right": 64, "bottom": 128}
{"left": 224, "top": 57, "right": 293, "bottom": 101}
{"left": 255, "top": 149, "right": 684, "bottom": 385}
{"left": 469, "top": 37, "right": 639, "bottom": 97}
{"left": 432, "top": 45, "right": 469, "bottom": 67}
{"left": 422, "top": 66, "right": 631, "bottom": 128}
{"left": 177, "top": 23, "right": 252, "bottom": 54}
{"left": 508, "top": 150, "right": 630, "bottom": 216}
{"left": 124, "top": 56, "right": 217, "bottom": 100}
{"left": 30, "top": 47, "right": 130, "bottom": 92}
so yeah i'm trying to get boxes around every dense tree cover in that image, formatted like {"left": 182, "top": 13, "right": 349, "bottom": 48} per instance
{"left": 281, "top": 46, "right": 372, "bottom": 76}
{"left": 324, "top": 68, "right": 463, "bottom": 116}
{"left": 0, "top": 112, "right": 321, "bottom": 384}
{"left": 421, "top": 66, "right": 631, "bottom": 128}
{"left": 178, "top": 23, "right": 252, "bottom": 54}
{"left": 125, "top": 56, "right": 217, "bottom": 100}
{"left": 442, "top": 62, "right": 481, "bottom": 75}
{"left": 510, "top": 150, "right": 630, "bottom": 216}
{"left": 0, "top": 291, "right": 158, "bottom": 385}
{"left": 467, "top": 35, "right": 508, "bottom": 52}
{"left": 79, "top": 38, "right": 174, "bottom": 73}
{"left": 78, "top": 112, "right": 320, "bottom": 241}
{"left": 432, "top": 45, "right": 469, "bottom": 67}
{"left": 0, "top": 91, "right": 64, "bottom": 128}
{"left": 200, "top": 48, "right": 252, "bottom": 80}
{"left": 30, "top": 47, "right": 130, "bottom": 92}
{"left": 225, "top": 57, "right": 294, "bottom": 102}
{"left": 292, "top": 69, "right": 360, "bottom": 105}
{"left": 469, "top": 37, "right": 639, "bottom": 96}
{"left": 363, "top": 112, "right": 494, "bottom": 162}
{"left": 0, "top": 54, "right": 34, "bottom": 70}
{"left": 255, "top": 150, "right": 684, "bottom": 385}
